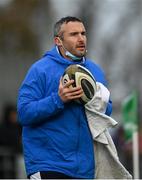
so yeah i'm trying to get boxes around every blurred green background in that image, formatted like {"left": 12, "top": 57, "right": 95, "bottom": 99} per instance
{"left": 0, "top": 0, "right": 141, "bottom": 178}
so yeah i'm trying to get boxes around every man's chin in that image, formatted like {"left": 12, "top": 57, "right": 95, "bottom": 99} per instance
{"left": 77, "top": 51, "right": 86, "bottom": 57}
{"left": 75, "top": 49, "right": 86, "bottom": 56}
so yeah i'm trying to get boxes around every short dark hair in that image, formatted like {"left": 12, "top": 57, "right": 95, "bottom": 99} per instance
{"left": 54, "top": 16, "right": 82, "bottom": 38}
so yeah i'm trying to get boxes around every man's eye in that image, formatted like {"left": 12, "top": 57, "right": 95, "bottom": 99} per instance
{"left": 82, "top": 32, "right": 86, "bottom": 36}
{"left": 70, "top": 32, "right": 78, "bottom": 36}
{"left": 70, "top": 32, "right": 86, "bottom": 36}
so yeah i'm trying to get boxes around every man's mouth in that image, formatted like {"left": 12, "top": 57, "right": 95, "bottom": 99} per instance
{"left": 76, "top": 46, "right": 85, "bottom": 51}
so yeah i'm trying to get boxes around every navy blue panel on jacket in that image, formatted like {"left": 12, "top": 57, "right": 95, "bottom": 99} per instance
{"left": 17, "top": 46, "right": 112, "bottom": 178}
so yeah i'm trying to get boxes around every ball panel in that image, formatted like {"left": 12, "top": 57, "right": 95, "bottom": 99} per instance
{"left": 81, "top": 79, "right": 94, "bottom": 99}
{"left": 75, "top": 71, "right": 96, "bottom": 103}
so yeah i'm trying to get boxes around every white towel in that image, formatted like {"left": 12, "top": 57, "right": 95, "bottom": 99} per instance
{"left": 85, "top": 82, "right": 132, "bottom": 179}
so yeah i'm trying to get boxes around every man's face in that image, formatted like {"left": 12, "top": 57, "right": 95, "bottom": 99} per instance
{"left": 58, "top": 21, "right": 87, "bottom": 58}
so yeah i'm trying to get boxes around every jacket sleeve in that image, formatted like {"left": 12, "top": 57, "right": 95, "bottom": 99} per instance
{"left": 105, "top": 99, "right": 112, "bottom": 116}
{"left": 17, "top": 66, "right": 64, "bottom": 127}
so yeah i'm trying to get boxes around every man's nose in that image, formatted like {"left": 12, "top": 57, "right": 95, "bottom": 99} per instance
{"left": 78, "top": 34, "right": 84, "bottom": 41}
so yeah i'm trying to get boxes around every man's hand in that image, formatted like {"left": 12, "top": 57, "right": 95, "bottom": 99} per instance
{"left": 58, "top": 78, "right": 83, "bottom": 103}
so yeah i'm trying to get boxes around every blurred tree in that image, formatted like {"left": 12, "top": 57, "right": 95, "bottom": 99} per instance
{"left": 0, "top": 0, "right": 53, "bottom": 56}
{"left": 0, "top": 0, "right": 55, "bottom": 118}
{"left": 0, "top": 15, "right": 39, "bottom": 56}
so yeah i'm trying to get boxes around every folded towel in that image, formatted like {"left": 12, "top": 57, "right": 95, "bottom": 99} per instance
{"left": 85, "top": 82, "right": 132, "bottom": 179}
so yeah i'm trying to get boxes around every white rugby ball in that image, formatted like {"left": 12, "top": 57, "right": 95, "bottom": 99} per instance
{"left": 62, "top": 64, "right": 97, "bottom": 104}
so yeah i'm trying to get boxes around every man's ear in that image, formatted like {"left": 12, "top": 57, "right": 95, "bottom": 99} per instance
{"left": 54, "top": 37, "right": 62, "bottom": 47}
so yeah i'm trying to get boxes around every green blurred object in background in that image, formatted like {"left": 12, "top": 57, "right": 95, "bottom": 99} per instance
{"left": 122, "top": 91, "right": 138, "bottom": 141}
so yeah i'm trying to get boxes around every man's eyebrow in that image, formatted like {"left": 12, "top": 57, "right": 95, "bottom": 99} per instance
{"left": 69, "top": 31, "right": 86, "bottom": 35}
{"left": 70, "top": 32, "right": 79, "bottom": 35}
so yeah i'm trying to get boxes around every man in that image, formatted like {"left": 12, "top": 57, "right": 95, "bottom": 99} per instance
{"left": 17, "top": 16, "right": 112, "bottom": 179}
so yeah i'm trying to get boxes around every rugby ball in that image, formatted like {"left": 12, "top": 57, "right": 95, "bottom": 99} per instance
{"left": 62, "top": 64, "right": 97, "bottom": 104}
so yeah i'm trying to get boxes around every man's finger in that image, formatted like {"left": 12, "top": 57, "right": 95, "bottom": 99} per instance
{"left": 63, "top": 79, "right": 74, "bottom": 88}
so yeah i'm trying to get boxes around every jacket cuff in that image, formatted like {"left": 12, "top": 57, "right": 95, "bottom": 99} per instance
{"left": 52, "top": 92, "right": 64, "bottom": 109}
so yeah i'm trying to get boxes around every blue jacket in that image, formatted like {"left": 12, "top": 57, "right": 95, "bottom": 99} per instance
{"left": 17, "top": 46, "right": 112, "bottom": 178}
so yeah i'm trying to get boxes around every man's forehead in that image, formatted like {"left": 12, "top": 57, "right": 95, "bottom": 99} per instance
{"left": 60, "top": 21, "right": 86, "bottom": 33}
